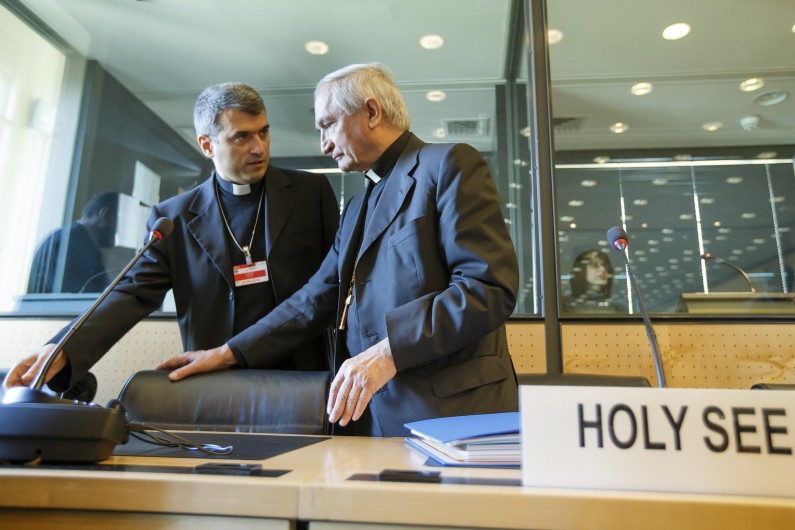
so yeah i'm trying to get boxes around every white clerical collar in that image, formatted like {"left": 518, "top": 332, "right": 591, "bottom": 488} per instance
{"left": 232, "top": 183, "right": 251, "bottom": 195}
{"left": 365, "top": 169, "right": 381, "bottom": 184}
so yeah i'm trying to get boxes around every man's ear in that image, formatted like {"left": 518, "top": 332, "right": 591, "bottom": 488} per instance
{"left": 197, "top": 135, "right": 214, "bottom": 158}
{"left": 364, "top": 97, "right": 382, "bottom": 129}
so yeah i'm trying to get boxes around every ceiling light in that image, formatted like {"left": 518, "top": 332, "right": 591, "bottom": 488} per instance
{"left": 633, "top": 199, "right": 648, "bottom": 206}
{"left": 580, "top": 180, "right": 597, "bottom": 187}
{"left": 726, "top": 176, "right": 743, "bottom": 184}
{"left": 753, "top": 238, "right": 766, "bottom": 244}
{"left": 753, "top": 91, "right": 788, "bottom": 106}
{"left": 674, "top": 153, "right": 692, "bottom": 161}
{"left": 593, "top": 156, "right": 610, "bottom": 164}
{"left": 548, "top": 29, "right": 563, "bottom": 45}
{"left": 662, "top": 23, "right": 691, "bottom": 40}
{"left": 679, "top": 214, "right": 693, "bottom": 220}
{"left": 713, "top": 221, "right": 721, "bottom": 227}
{"left": 426, "top": 90, "right": 446, "bottom": 102}
{"left": 304, "top": 40, "right": 329, "bottom": 55}
{"left": 758, "top": 151, "right": 778, "bottom": 159}
{"left": 570, "top": 223, "right": 577, "bottom": 229}
{"left": 631, "top": 82, "right": 653, "bottom": 96}
{"left": 433, "top": 128, "right": 446, "bottom": 138}
{"left": 419, "top": 34, "right": 444, "bottom": 50}
{"left": 560, "top": 215, "right": 574, "bottom": 222}
{"left": 521, "top": 127, "right": 531, "bottom": 138}
{"left": 741, "top": 213, "right": 756, "bottom": 219}
{"left": 740, "top": 78, "right": 765, "bottom": 92}
{"left": 652, "top": 178, "right": 668, "bottom": 186}
{"left": 740, "top": 115, "right": 760, "bottom": 131}
{"left": 568, "top": 200, "right": 584, "bottom": 207}
{"left": 700, "top": 197, "right": 715, "bottom": 204}
{"left": 702, "top": 121, "right": 723, "bottom": 132}
{"left": 610, "top": 122, "right": 629, "bottom": 134}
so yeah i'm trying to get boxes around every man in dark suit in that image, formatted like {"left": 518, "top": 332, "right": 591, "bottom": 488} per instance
{"left": 156, "top": 64, "right": 519, "bottom": 437}
{"left": 4, "top": 82, "right": 338, "bottom": 392}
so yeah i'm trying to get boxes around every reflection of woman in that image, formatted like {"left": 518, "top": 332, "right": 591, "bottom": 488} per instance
{"left": 564, "top": 250, "right": 625, "bottom": 313}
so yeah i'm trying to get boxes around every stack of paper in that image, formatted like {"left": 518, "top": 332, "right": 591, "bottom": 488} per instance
{"left": 404, "top": 412, "right": 520, "bottom": 468}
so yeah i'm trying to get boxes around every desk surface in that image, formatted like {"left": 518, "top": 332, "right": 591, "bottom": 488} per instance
{"left": 1, "top": 434, "right": 794, "bottom": 530}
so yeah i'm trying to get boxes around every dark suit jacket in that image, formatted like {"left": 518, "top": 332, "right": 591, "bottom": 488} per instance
{"left": 232, "top": 133, "right": 520, "bottom": 436}
{"left": 52, "top": 167, "right": 339, "bottom": 389}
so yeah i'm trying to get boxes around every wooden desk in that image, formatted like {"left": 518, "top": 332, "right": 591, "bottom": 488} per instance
{"left": 1, "top": 435, "right": 794, "bottom": 530}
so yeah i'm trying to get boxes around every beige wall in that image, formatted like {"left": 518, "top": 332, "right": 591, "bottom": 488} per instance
{"left": 2, "top": 319, "right": 792, "bottom": 403}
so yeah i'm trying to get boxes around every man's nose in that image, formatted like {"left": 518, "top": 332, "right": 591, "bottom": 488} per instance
{"left": 320, "top": 132, "right": 333, "bottom": 155}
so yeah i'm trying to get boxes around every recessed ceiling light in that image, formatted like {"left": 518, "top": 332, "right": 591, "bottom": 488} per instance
{"left": 593, "top": 156, "right": 610, "bottom": 164}
{"left": 741, "top": 213, "right": 756, "bottom": 219}
{"left": 740, "top": 77, "right": 765, "bottom": 92}
{"left": 520, "top": 127, "right": 531, "bottom": 138}
{"left": 580, "top": 179, "right": 597, "bottom": 187}
{"left": 304, "top": 40, "right": 329, "bottom": 55}
{"left": 679, "top": 214, "right": 693, "bottom": 220}
{"left": 568, "top": 200, "right": 584, "bottom": 207}
{"left": 433, "top": 128, "right": 446, "bottom": 138}
{"left": 726, "top": 176, "right": 743, "bottom": 184}
{"left": 631, "top": 82, "right": 653, "bottom": 96}
{"left": 674, "top": 153, "right": 692, "bottom": 161}
{"left": 700, "top": 197, "right": 715, "bottom": 204}
{"left": 792, "top": 23, "right": 795, "bottom": 34}
{"left": 753, "top": 91, "right": 788, "bottom": 106}
{"left": 757, "top": 151, "right": 778, "bottom": 159}
{"left": 570, "top": 223, "right": 577, "bottom": 229}
{"left": 426, "top": 90, "right": 446, "bottom": 102}
{"left": 702, "top": 121, "right": 723, "bottom": 132}
{"left": 662, "top": 23, "right": 691, "bottom": 40}
{"left": 633, "top": 199, "right": 648, "bottom": 206}
{"left": 419, "top": 34, "right": 444, "bottom": 50}
{"left": 610, "top": 122, "right": 629, "bottom": 134}
{"left": 548, "top": 29, "right": 563, "bottom": 45}
{"left": 773, "top": 196, "right": 785, "bottom": 203}
{"left": 560, "top": 215, "right": 575, "bottom": 222}
{"left": 753, "top": 238, "right": 766, "bottom": 244}
{"left": 713, "top": 221, "right": 721, "bottom": 227}
{"left": 652, "top": 178, "right": 668, "bottom": 186}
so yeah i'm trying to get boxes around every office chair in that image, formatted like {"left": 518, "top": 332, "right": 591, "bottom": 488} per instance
{"left": 118, "top": 369, "right": 330, "bottom": 434}
{"left": 518, "top": 373, "right": 651, "bottom": 387}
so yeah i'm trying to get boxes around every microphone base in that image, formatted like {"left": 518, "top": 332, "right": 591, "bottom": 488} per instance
{"left": 0, "top": 387, "right": 129, "bottom": 463}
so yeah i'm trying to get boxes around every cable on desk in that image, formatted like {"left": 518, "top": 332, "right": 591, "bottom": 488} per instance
{"left": 127, "top": 422, "right": 233, "bottom": 456}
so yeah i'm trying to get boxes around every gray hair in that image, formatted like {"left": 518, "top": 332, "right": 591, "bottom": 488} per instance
{"left": 193, "top": 82, "right": 266, "bottom": 138}
{"left": 315, "top": 63, "right": 410, "bottom": 130}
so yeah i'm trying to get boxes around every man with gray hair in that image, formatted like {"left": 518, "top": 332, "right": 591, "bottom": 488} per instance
{"left": 5, "top": 82, "right": 339, "bottom": 392}
{"left": 158, "top": 64, "right": 520, "bottom": 437}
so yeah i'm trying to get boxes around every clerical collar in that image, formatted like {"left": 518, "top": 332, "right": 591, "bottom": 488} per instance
{"left": 215, "top": 172, "right": 265, "bottom": 196}
{"left": 365, "top": 130, "right": 411, "bottom": 184}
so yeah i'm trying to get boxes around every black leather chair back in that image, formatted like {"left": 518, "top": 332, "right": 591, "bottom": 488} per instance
{"left": 118, "top": 369, "right": 330, "bottom": 434}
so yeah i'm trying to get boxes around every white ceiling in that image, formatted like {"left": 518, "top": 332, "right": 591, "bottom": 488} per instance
{"left": 19, "top": 0, "right": 795, "bottom": 160}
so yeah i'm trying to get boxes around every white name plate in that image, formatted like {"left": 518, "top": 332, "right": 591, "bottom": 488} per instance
{"left": 520, "top": 386, "right": 795, "bottom": 497}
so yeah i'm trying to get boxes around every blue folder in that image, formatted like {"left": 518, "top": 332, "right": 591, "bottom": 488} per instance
{"left": 404, "top": 412, "right": 520, "bottom": 445}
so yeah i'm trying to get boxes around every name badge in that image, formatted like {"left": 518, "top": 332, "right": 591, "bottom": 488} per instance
{"left": 233, "top": 261, "right": 269, "bottom": 287}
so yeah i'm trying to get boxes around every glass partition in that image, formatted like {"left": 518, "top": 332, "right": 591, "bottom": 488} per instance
{"left": 548, "top": 0, "right": 795, "bottom": 315}
{"left": 0, "top": 0, "right": 539, "bottom": 316}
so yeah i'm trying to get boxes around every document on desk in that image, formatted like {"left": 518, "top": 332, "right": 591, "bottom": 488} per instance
{"left": 404, "top": 412, "right": 520, "bottom": 468}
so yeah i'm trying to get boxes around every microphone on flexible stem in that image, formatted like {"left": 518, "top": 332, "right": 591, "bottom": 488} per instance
{"left": 701, "top": 252, "right": 755, "bottom": 293}
{"left": 607, "top": 226, "right": 666, "bottom": 388}
{"left": 0, "top": 217, "right": 174, "bottom": 463}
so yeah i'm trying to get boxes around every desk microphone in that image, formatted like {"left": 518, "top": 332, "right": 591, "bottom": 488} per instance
{"left": 607, "top": 226, "right": 666, "bottom": 388}
{"left": 701, "top": 252, "right": 755, "bottom": 293}
{"left": 0, "top": 217, "right": 174, "bottom": 463}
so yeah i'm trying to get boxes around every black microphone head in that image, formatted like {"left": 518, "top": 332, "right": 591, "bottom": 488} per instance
{"left": 607, "top": 226, "right": 629, "bottom": 251}
{"left": 150, "top": 217, "right": 174, "bottom": 241}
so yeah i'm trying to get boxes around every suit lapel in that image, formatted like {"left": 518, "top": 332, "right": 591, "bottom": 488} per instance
{"left": 357, "top": 135, "right": 421, "bottom": 258}
{"left": 263, "top": 167, "right": 295, "bottom": 256}
{"left": 187, "top": 175, "right": 235, "bottom": 289}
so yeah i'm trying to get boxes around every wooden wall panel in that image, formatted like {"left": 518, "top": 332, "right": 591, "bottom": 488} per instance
{"left": 561, "top": 322, "right": 795, "bottom": 389}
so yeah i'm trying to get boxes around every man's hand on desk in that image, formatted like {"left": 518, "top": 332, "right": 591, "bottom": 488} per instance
{"left": 156, "top": 343, "right": 238, "bottom": 381}
{"left": 3, "top": 343, "right": 63, "bottom": 388}
{"left": 328, "top": 337, "right": 397, "bottom": 427}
